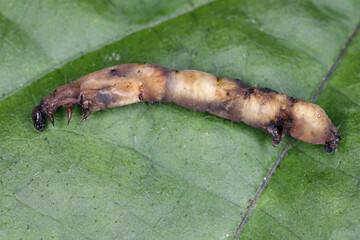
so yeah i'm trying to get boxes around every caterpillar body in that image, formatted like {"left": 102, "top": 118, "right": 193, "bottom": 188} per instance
{"left": 32, "top": 64, "right": 340, "bottom": 152}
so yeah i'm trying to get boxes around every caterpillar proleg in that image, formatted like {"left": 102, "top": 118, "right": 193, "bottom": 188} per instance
{"left": 32, "top": 64, "right": 340, "bottom": 152}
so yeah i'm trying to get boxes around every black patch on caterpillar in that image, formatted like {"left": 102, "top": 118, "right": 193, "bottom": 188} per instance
{"left": 267, "top": 118, "right": 284, "bottom": 138}
{"left": 324, "top": 142, "right": 332, "bottom": 153}
{"left": 207, "top": 101, "right": 224, "bottom": 113}
{"left": 138, "top": 92, "right": 143, "bottom": 101}
{"left": 289, "top": 96, "right": 297, "bottom": 103}
{"left": 207, "top": 100, "right": 241, "bottom": 122}
{"left": 97, "top": 92, "right": 112, "bottom": 104}
{"left": 79, "top": 94, "right": 85, "bottom": 105}
{"left": 276, "top": 118, "right": 284, "bottom": 127}
{"left": 259, "top": 87, "right": 278, "bottom": 94}
{"left": 110, "top": 69, "right": 126, "bottom": 77}
{"left": 245, "top": 88, "right": 254, "bottom": 99}
{"left": 110, "top": 69, "right": 118, "bottom": 76}
{"left": 325, "top": 142, "right": 334, "bottom": 153}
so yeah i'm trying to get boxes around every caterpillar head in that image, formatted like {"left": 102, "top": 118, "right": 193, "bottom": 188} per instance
{"left": 32, "top": 82, "right": 80, "bottom": 131}
{"left": 32, "top": 105, "right": 48, "bottom": 131}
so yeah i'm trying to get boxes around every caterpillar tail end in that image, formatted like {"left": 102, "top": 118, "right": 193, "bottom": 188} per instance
{"left": 324, "top": 124, "right": 341, "bottom": 153}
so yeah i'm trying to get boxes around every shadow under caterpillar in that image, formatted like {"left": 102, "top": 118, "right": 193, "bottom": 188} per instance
{"left": 32, "top": 64, "right": 340, "bottom": 152}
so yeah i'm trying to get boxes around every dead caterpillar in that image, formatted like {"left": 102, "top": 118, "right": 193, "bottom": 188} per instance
{"left": 32, "top": 64, "right": 340, "bottom": 152}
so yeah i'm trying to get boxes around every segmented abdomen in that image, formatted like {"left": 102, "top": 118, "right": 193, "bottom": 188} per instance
{"left": 32, "top": 64, "right": 340, "bottom": 152}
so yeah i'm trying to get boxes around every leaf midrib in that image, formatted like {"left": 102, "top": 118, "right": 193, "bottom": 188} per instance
{"left": 233, "top": 22, "right": 360, "bottom": 239}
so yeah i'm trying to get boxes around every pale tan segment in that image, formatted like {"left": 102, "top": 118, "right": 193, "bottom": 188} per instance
{"left": 136, "top": 64, "right": 170, "bottom": 103}
{"left": 289, "top": 101, "right": 333, "bottom": 144}
{"left": 75, "top": 65, "right": 143, "bottom": 112}
{"left": 166, "top": 70, "right": 220, "bottom": 111}
{"left": 240, "top": 91, "right": 279, "bottom": 127}
{"left": 75, "top": 64, "right": 171, "bottom": 111}
{"left": 240, "top": 92, "right": 288, "bottom": 127}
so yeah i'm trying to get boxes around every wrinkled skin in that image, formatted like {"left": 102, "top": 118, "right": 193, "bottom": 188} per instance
{"left": 32, "top": 64, "right": 341, "bottom": 152}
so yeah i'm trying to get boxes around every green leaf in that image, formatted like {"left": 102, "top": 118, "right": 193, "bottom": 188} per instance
{"left": 0, "top": 0, "right": 211, "bottom": 99}
{"left": 239, "top": 27, "right": 360, "bottom": 240}
{"left": 0, "top": 0, "right": 359, "bottom": 239}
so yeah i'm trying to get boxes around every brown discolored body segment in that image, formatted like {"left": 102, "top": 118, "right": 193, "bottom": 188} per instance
{"left": 32, "top": 64, "right": 340, "bottom": 152}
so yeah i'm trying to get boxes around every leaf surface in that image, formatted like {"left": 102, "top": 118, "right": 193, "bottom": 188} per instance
{"left": 239, "top": 26, "right": 360, "bottom": 240}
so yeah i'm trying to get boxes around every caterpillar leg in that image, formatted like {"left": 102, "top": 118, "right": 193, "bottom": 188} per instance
{"left": 66, "top": 107, "right": 73, "bottom": 124}
{"left": 78, "top": 91, "right": 98, "bottom": 122}
{"left": 265, "top": 118, "right": 292, "bottom": 147}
